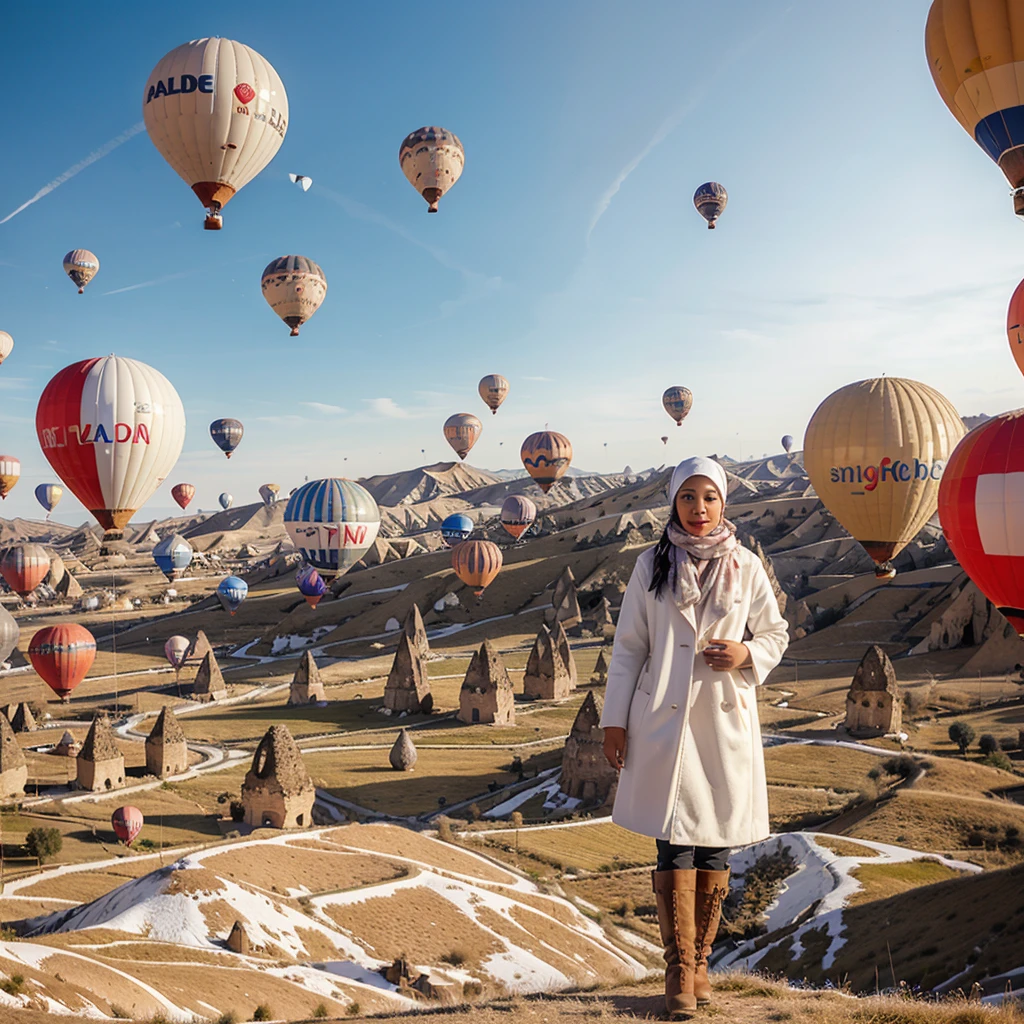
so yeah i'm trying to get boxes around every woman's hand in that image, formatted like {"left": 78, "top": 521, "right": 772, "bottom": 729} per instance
{"left": 703, "top": 639, "right": 751, "bottom": 672}
{"left": 603, "top": 726, "right": 627, "bottom": 771}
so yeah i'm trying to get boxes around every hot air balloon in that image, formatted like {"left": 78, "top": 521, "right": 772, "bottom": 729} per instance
{"left": 1007, "top": 277, "right": 1024, "bottom": 379}
{"left": 500, "top": 495, "right": 537, "bottom": 540}
{"left": 153, "top": 534, "right": 193, "bottom": 581}
{"left": 164, "top": 635, "right": 190, "bottom": 675}
{"left": 261, "top": 256, "right": 327, "bottom": 336}
{"left": 452, "top": 539, "right": 503, "bottom": 596}
{"left": 0, "top": 332, "right": 13, "bottom": 366}
{"left": 441, "top": 512, "right": 474, "bottom": 547}
{"left": 693, "top": 182, "right": 727, "bottom": 228}
{"left": 521, "top": 431, "right": 573, "bottom": 494}
{"left": 478, "top": 375, "right": 509, "bottom": 415}
{"left": 288, "top": 173, "right": 312, "bottom": 191}
{"left": 926, "top": 2, "right": 1024, "bottom": 216}
{"left": 284, "top": 478, "right": 381, "bottom": 578}
{"left": 29, "top": 623, "right": 96, "bottom": 701}
{"left": 34, "top": 484, "right": 63, "bottom": 518}
{"left": 111, "top": 806, "right": 144, "bottom": 847}
{"left": 0, "top": 604, "right": 18, "bottom": 668}
{"left": 63, "top": 250, "right": 99, "bottom": 293}
{"left": 443, "top": 414, "right": 482, "bottom": 460}
{"left": 399, "top": 126, "right": 464, "bottom": 212}
{"left": 663, "top": 387, "right": 693, "bottom": 426}
{"left": 36, "top": 357, "right": 186, "bottom": 542}
{"left": 782, "top": 435, "right": 795, "bottom": 454}
{"left": 0, "top": 456, "right": 20, "bottom": 499}
{"left": 171, "top": 483, "right": 195, "bottom": 510}
{"left": 217, "top": 575, "right": 248, "bottom": 615}
{"left": 804, "top": 378, "right": 965, "bottom": 578}
{"left": 661, "top": 435, "right": 669, "bottom": 446}
{"left": 259, "top": 483, "right": 280, "bottom": 506}
{"left": 937, "top": 411, "right": 1024, "bottom": 635}
{"left": 296, "top": 564, "right": 327, "bottom": 609}
{"left": 210, "top": 418, "right": 243, "bottom": 458}
{"left": 219, "top": 492, "right": 233, "bottom": 510}
{"left": 0, "top": 544, "right": 50, "bottom": 597}
{"left": 143, "top": 38, "right": 288, "bottom": 229}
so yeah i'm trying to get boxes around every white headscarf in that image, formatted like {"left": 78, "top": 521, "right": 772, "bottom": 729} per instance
{"left": 669, "top": 456, "right": 728, "bottom": 506}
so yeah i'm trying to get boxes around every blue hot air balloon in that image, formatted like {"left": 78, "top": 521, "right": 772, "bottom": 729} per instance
{"left": 441, "top": 512, "right": 474, "bottom": 547}
{"left": 217, "top": 575, "right": 248, "bottom": 615}
{"left": 210, "top": 418, "right": 244, "bottom": 459}
{"left": 152, "top": 534, "right": 193, "bottom": 581}
{"left": 296, "top": 564, "right": 327, "bottom": 609}
{"left": 219, "top": 492, "right": 233, "bottom": 510}
{"left": 34, "top": 483, "right": 63, "bottom": 518}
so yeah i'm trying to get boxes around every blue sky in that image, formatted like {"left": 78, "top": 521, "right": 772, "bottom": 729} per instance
{"left": 1, "top": 0, "right": 1022, "bottom": 523}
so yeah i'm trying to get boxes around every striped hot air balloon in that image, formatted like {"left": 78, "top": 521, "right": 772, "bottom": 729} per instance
{"left": 171, "top": 483, "right": 195, "bottom": 510}
{"left": 63, "top": 249, "right": 99, "bottom": 293}
{"left": 36, "top": 357, "right": 186, "bottom": 541}
{"left": 34, "top": 484, "right": 63, "bottom": 517}
{"left": 28, "top": 623, "right": 96, "bottom": 701}
{"left": 443, "top": 414, "right": 482, "bottom": 460}
{"left": 520, "top": 431, "right": 573, "bottom": 494}
{"left": 0, "top": 604, "right": 19, "bottom": 667}
{"left": 478, "top": 374, "right": 509, "bottom": 415}
{"left": 500, "top": 495, "right": 537, "bottom": 540}
{"left": 153, "top": 534, "right": 193, "bottom": 581}
{"left": 0, "top": 544, "right": 50, "bottom": 597}
{"left": 259, "top": 483, "right": 280, "bottom": 506}
{"left": 0, "top": 456, "right": 20, "bottom": 499}
{"left": 261, "top": 256, "right": 327, "bottom": 336}
{"left": 296, "top": 564, "right": 327, "bottom": 609}
{"left": 217, "top": 575, "right": 248, "bottom": 615}
{"left": 663, "top": 387, "right": 694, "bottom": 426}
{"left": 210, "top": 418, "right": 243, "bottom": 458}
{"left": 452, "top": 539, "right": 503, "bottom": 597}
{"left": 441, "top": 512, "right": 474, "bottom": 548}
{"left": 284, "top": 478, "right": 381, "bottom": 578}
{"left": 693, "top": 182, "right": 728, "bottom": 228}
{"left": 111, "top": 806, "right": 144, "bottom": 847}
{"left": 399, "top": 126, "right": 464, "bottom": 212}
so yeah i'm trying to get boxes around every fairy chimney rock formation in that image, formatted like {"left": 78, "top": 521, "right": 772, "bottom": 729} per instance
{"left": 458, "top": 640, "right": 515, "bottom": 726}
{"left": 523, "top": 625, "right": 572, "bottom": 701}
{"left": 389, "top": 728, "right": 418, "bottom": 771}
{"left": 7, "top": 702, "right": 36, "bottom": 733}
{"left": 76, "top": 714, "right": 125, "bottom": 792}
{"left": 146, "top": 706, "right": 188, "bottom": 778}
{"left": 560, "top": 691, "right": 616, "bottom": 807}
{"left": 553, "top": 620, "right": 578, "bottom": 688}
{"left": 591, "top": 649, "right": 609, "bottom": 685}
{"left": 289, "top": 650, "right": 325, "bottom": 705}
{"left": 746, "top": 535, "right": 787, "bottom": 617}
{"left": 845, "top": 645, "right": 902, "bottom": 737}
{"left": 403, "top": 603, "right": 430, "bottom": 660}
{"left": 384, "top": 634, "right": 433, "bottom": 714}
{"left": 187, "top": 630, "right": 213, "bottom": 666}
{"left": 227, "top": 920, "right": 251, "bottom": 954}
{"left": 193, "top": 650, "right": 228, "bottom": 702}
{"left": 0, "top": 713, "right": 27, "bottom": 800}
{"left": 546, "top": 566, "right": 583, "bottom": 635}
{"left": 54, "top": 730, "right": 79, "bottom": 757}
{"left": 583, "top": 596, "right": 616, "bottom": 639}
{"left": 241, "top": 724, "right": 315, "bottom": 829}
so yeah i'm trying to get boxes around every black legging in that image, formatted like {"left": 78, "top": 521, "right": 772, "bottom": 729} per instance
{"left": 656, "top": 841, "right": 731, "bottom": 872}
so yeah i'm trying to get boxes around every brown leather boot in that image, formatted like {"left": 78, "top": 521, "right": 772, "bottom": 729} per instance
{"left": 693, "top": 868, "right": 730, "bottom": 1006}
{"left": 652, "top": 869, "right": 698, "bottom": 1018}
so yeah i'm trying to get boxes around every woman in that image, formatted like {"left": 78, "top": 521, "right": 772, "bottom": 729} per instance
{"left": 600, "top": 456, "right": 789, "bottom": 1018}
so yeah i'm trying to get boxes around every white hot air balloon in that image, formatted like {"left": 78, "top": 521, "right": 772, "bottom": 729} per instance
{"left": 143, "top": 38, "right": 289, "bottom": 230}
{"left": 399, "top": 127, "right": 464, "bottom": 212}
{"left": 288, "top": 173, "right": 312, "bottom": 191}
{"left": 0, "top": 332, "right": 13, "bottom": 366}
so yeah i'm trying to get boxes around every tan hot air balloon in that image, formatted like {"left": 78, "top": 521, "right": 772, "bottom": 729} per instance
{"left": 804, "top": 378, "right": 965, "bottom": 578}
{"left": 143, "top": 38, "right": 288, "bottom": 230}
{"left": 399, "top": 127, "right": 464, "bottom": 212}
{"left": 452, "top": 539, "right": 503, "bottom": 597}
{"left": 443, "top": 413, "right": 482, "bottom": 460}
{"left": 521, "top": 431, "right": 573, "bottom": 494}
{"left": 261, "top": 256, "right": 327, "bottom": 336}
{"left": 0, "top": 331, "right": 13, "bottom": 366}
{"left": 0, "top": 455, "right": 19, "bottom": 500}
{"left": 478, "top": 374, "right": 509, "bottom": 415}
{"left": 63, "top": 250, "right": 99, "bottom": 293}
{"left": 500, "top": 495, "right": 537, "bottom": 540}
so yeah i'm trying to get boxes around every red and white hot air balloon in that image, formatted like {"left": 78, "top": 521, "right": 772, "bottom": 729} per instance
{"left": 171, "top": 483, "right": 195, "bottom": 510}
{"left": 28, "top": 624, "right": 96, "bottom": 701}
{"left": 938, "top": 410, "right": 1024, "bottom": 636}
{"left": 164, "top": 635, "right": 190, "bottom": 673}
{"left": 0, "top": 544, "right": 51, "bottom": 597}
{"left": 36, "top": 357, "right": 186, "bottom": 542}
{"left": 111, "top": 805, "right": 144, "bottom": 847}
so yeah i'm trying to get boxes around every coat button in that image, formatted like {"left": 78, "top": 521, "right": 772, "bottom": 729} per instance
{"left": 720, "top": 700, "right": 734, "bottom": 712}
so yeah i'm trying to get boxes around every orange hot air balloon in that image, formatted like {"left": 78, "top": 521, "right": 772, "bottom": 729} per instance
{"left": 478, "top": 374, "right": 509, "bottom": 415}
{"left": 1007, "top": 277, "right": 1024, "bottom": 378}
{"left": 111, "top": 805, "right": 144, "bottom": 847}
{"left": 443, "top": 413, "right": 482, "bottom": 460}
{"left": 0, "top": 544, "right": 51, "bottom": 597}
{"left": 500, "top": 495, "right": 537, "bottom": 540}
{"left": 28, "top": 623, "right": 96, "bottom": 701}
{"left": 171, "top": 483, "right": 195, "bottom": 511}
{"left": 452, "top": 539, "right": 503, "bottom": 596}
{"left": 520, "top": 431, "right": 573, "bottom": 493}
{"left": 0, "top": 456, "right": 19, "bottom": 500}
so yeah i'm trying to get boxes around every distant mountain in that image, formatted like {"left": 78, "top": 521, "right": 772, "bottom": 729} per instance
{"left": 358, "top": 462, "right": 505, "bottom": 506}
{"left": 962, "top": 413, "right": 991, "bottom": 431}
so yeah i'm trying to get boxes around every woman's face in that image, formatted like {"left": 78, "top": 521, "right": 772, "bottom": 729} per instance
{"left": 674, "top": 475, "right": 723, "bottom": 537}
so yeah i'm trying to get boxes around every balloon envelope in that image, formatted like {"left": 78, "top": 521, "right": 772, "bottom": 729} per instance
{"left": 663, "top": 387, "right": 693, "bottom": 426}
{"left": 1007, "top": 278, "right": 1024, "bottom": 379}
{"left": 0, "top": 331, "right": 12, "bottom": 365}
{"left": 451, "top": 539, "right": 503, "bottom": 596}
{"left": 440, "top": 512, "right": 474, "bottom": 547}
{"left": 164, "top": 635, "right": 190, "bottom": 670}
{"left": 261, "top": 255, "right": 327, "bottom": 336}
{"left": 34, "top": 483, "right": 63, "bottom": 515}
{"left": 478, "top": 374, "right": 509, "bottom": 415}
{"left": 143, "top": 38, "right": 288, "bottom": 229}
{"left": 153, "top": 534, "right": 193, "bottom": 581}
{"left": 399, "top": 126, "right": 464, "bottom": 212}
{"left": 284, "top": 478, "right": 381, "bottom": 578}
{"left": 171, "top": 483, "right": 195, "bottom": 510}
{"left": 1, "top": 544, "right": 50, "bottom": 597}
{"left": 782, "top": 435, "right": 794, "bottom": 454}
{"left": 521, "top": 431, "right": 573, "bottom": 494}
{"left": 288, "top": 173, "right": 312, "bottom": 191}
{"left": 259, "top": 483, "right": 280, "bottom": 506}
{"left": 217, "top": 576, "right": 248, "bottom": 615}
{"left": 443, "top": 414, "right": 482, "bottom": 460}
{"left": 0, "top": 604, "right": 18, "bottom": 667}
{"left": 63, "top": 249, "right": 99, "bottom": 293}
{"left": 29, "top": 623, "right": 96, "bottom": 700}
{"left": 36, "top": 357, "right": 186, "bottom": 539}
{"left": 500, "top": 495, "right": 537, "bottom": 540}
{"left": 210, "top": 418, "right": 243, "bottom": 458}
{"left": 693, "top": 182, "right": 727, "bottom": 228}
{"left": 296, "top": 564, "right": 327, "bottom": 609}
{"left": 0, "top": 455, "right": 20, "bottom": 500}
{"left": 661, "top": 436, "right": 669, "bottom": 445}
{"left": 111, "top": 805, "right": 144, "bottom": 847}
{"left": 804, "top": 377, "right": 965, "bottom": 574}
{"left": 219, "top": 492, "right": 233, "bottom": 510}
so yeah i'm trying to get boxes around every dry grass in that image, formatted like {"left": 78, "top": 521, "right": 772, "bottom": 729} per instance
{"left": 912, "top": 755, "right": 1021, "bottom": 797}
{"left": 846, "top": 858, "right": 968, "bottom": 906}
{"left": 483, "top": 821, "right": 655, "bottom": 873}
{"left": 809, "top": 834, "right": 883, "bottom": 858}
{"left": 765, "top": 744, "right": 882, "bottom": 792}
{"left": 768, "top": 784, "right": 852, "bottom": 829}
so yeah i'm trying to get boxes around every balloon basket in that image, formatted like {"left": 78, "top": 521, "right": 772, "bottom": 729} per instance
{"left": 204, "top": 213, "right": 224, "bottom": 231}
{"left": 874, "top": 563, "right": 897, "bottom": 580}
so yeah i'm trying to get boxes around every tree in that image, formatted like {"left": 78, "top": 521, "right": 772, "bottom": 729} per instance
{"left": 979, "top": 733, "right": 999, "bottom": 756}
{"left": 24, "top": 827, "right": 62, "bottom": 864}
{"left": 948, "top": 721, "right": 976, "bottom": 755}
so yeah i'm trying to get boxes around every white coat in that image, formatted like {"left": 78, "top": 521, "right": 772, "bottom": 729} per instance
{"left": 599, "top": 544, "right": 789, "bottom": 847}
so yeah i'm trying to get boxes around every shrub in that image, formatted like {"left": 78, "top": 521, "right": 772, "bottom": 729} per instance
{"left": 463, "top": 981, "right": 483, "bottom": 998}
{"left": 1000, "top": 736, "right": 1019, "bottom": 751}
{"left": 24, "top": 827, "right": 62, "bottom": 863}
{"left": 251, "top": 1005, "right": 272, "bottom": 1022}
{"left": 984, "top": 750, "right": 1014, "bottom": 772}
{"left": 979, "top": 733, "right": 999, "bottom": 756}
{"left": 229, "top": 801, "right": 245, "bottom": 823}
{"left": 0, "top": 974, "right": 24, "bottom": 996}
{"left": 440, "top": 949, "right": 467, "bottom": 966}
{"left": 948, "top": 721, "right": 976, "bottom": 754}
{"left": 313, "top": 1005, "right": 328, "bottom": 1019}
{"left": 881, "top": 754, "right": 917, "bottom": 779}
{"left": 109, "top": 1007, "right": 130, "bottom": 1021}
{"left": 216, "top": 1013, "right": 238, "bottom": 1024}
{"left": 866, "top": 767, "right": 881, "bottom": 780}
{"left": 346, "top": 1003, "right": 360, "bottom": 1016}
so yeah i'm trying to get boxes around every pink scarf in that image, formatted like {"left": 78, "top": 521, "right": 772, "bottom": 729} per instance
{"left": 666, "top": 519, "right": 742, "bottom": 624}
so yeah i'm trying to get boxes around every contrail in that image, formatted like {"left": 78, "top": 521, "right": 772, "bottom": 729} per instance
{"left": 103, "top": 270, "right": 195, "bottom": 296}
{"left": 0, "top": 121, "right": 146, "bottom": 225}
